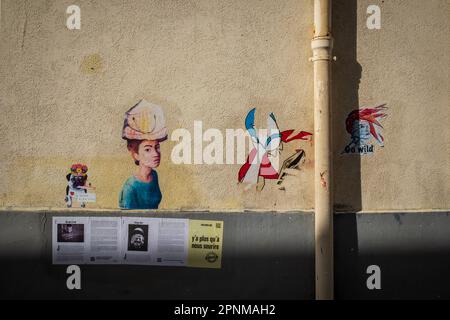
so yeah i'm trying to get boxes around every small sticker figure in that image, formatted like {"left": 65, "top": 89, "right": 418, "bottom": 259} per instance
{"left": 343, "top": 104, "right": 388, "bottom": 155}
{"left": 65, "top": 163, "right": 94, "bottom": 208}
{"left": 119, "top": 99, "right": 168, "bottom": 210}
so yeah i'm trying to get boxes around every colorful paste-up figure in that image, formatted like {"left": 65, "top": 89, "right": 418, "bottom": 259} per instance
{"left": 65, "top": 163, "right": 93, "bottom": 208}
{"left": 343, "top": 104, "right": 388, "bottom": 154}
{"left": 119, "top": 99, "right": 168, "bottom": 210}
{"left": 238, "top": 108, "right": 312, "bottom": 191}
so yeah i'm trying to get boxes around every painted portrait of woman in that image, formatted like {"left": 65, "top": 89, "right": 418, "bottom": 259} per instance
{"left": 119, "top": 99, "right": 168, "bottom": 209}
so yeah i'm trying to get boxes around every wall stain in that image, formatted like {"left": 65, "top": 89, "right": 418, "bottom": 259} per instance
{"left": 21, "top": 1, "right": 29, "bottom": 50}
{"left": 394, "top": 213, "right": 403, "bottom": 225}
{"left": 80, "top": 54, "right": 103, "bottom": 74}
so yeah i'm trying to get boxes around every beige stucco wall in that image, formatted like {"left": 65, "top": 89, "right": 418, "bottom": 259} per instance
{"left": 0, "top": 0, "right": 315, "bottom": 210}
{"left": 0, "top": 0, "right": 448, "bottom": 211}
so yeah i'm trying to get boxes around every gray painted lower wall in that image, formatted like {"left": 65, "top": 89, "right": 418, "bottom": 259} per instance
{"left": 335, "top": 211, "right": 450, "bottom": 300}
{"left": 0, "top": 210, "right": 448, "bottom": 299}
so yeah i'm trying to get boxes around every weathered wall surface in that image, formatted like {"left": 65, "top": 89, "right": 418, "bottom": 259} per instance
{"left": 0, "top": 210, "right": 449, "bottom": 299}
{"left": 0, "top": 0, "right": 449, "bottom": 212}
{"left": 0, "top": 0, "right": 315, "bottom": 211}
{"left": 0, "top": 210, "right": 315, "bottom": 299}
{"left": 0, "top": 0, "right": 449, "bottom": 301}
{"left": 333, "top": 0, "right": 450, "bottom": 212}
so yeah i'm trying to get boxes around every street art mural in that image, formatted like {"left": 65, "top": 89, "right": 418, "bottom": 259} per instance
{"left": 343, "top": 104, "right": 388, "bottom": 155}
{"left": 65, "top": 163, "right": 96, "bottom": 208}
{"left": 119, "top": 99, "right": 168, "bottom": 210}
{"left": 276, "top": 149, "right": 307, "bottom": 191}
{"left": 238, "top": 108, "right": 312, "bottom": 191}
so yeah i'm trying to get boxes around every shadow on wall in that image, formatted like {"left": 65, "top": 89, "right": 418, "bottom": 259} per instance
{"left": 332, "top": 0, "right": 362, "bottom": 299}
{"left": 1, "top": 211, "right": 450, "bottom": 299}
{"left": 334, "top": 212, "right": 450, "bottom": 300}
{"left": 332, "top": 0, "right": 362, "bottom": 212}
{"left": 0, "top": 211, "right": 314, "bottom": 300}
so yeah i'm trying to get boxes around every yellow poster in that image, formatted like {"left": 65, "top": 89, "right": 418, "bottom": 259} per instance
{"left": 188, "top": 220, "right": 224, "bottom": 269}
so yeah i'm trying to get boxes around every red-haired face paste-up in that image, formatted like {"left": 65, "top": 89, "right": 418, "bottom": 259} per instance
{"left": 238, "top": 108, "right": 312, "bottom": 191}
{"left": 343, "top": 104, "right": 388, "bottom": 155}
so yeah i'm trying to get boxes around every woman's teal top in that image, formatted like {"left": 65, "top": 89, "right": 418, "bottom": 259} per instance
{"left": 119, "top": 170, "right": 162, "bottom": 209}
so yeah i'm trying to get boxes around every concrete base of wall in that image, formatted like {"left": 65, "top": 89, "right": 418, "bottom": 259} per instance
{"left": 0, "top": 210, "right": 448, "bottom": 299}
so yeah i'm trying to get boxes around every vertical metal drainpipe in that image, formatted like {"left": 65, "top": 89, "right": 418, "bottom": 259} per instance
{"left": 311, "top": 0, "right": 334, "bottom": 300}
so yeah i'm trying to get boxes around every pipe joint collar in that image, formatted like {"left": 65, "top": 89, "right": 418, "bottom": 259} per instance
{"left": 311, "top": 36, "right": 333, "bottom": 50}
{"left": 311, "top": 36, "right": 333, "bottom": 62}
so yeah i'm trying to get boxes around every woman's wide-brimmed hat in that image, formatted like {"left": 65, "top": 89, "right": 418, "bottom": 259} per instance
{"left": 122, "top": 99, "right": 168, "bottom": 141}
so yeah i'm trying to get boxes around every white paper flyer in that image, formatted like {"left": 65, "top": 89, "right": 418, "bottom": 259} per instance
{"left": 52, "top": 216, "right": 89, "bottom": 265}
{"left": 87, "top": 217, "right": 122, "bottom": 264}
